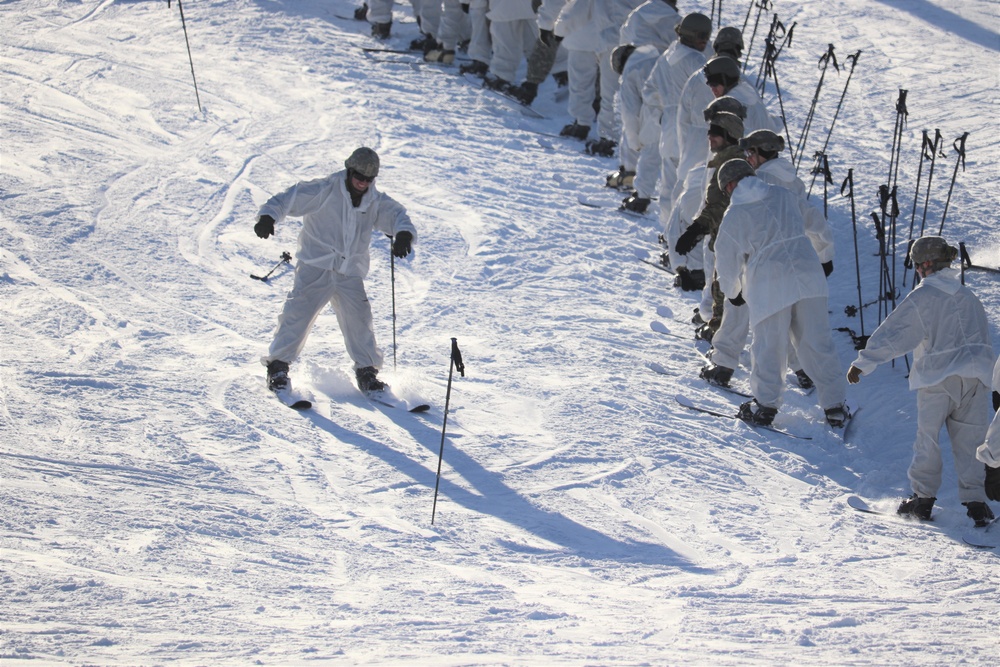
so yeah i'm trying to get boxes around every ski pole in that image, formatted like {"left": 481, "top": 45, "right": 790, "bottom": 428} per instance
{"left": 795, "top": 44, "right": 838, "bottom": 172}
{"left": 743, "top": 0, "right": 771, "bottom": 72}
{"left": 390, "top": 237, "right": 398, "bottom": 371}
{"left": 902, "top": 130, "right": 933, "bottom": 288}
{"left": 760, "top": 44, "right": 793, "bottom": 151}
{"left": 841, "top": 169, "right": 866, "bottom": 339}
{"left": 917, "top": 129, "right": 943, "bottom": 238}
{"left": 810, "top": 151, "right": 832, "bottom": 217}
{"left": 937, "top": 132, "right": 969, "bottom": 235}
{"left": 432, "top": 338, "right": 466, "bottom": 525}
{"left": 807, "top": 50, "right": 860, "bottom": 197}
{"left": 167, "top": 0, "right": 202, "bottom": 113}
{"left": 250, "top": 251, "right": 292, "bottom": 282}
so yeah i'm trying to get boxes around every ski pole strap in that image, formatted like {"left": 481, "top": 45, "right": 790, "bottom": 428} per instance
{"left": 819, "top": 43, "right": 838, "bottom": 71}
{"left": 840, "top": 169, "right": 854, "bottom": 198}
{"left": 959, "top": 242, "right": 973, "bottom": 270}
{"left": 895, "top": 89, "right": 909, "bottom": 118}
{"left": 811, "top": 152, "right": 833, "bottom": 183}
{"left": 953, "top": 132, "right": 969, "bottom": 171}
{"left": 450, "top": 338, "right": 466, "bottom": 377}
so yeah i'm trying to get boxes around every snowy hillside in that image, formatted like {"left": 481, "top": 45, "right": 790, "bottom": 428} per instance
{"left": 2, "top": 0, "right": 999, "bottom": 664}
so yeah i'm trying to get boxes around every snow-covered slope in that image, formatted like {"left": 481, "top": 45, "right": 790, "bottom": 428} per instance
{"left": 2, "top": 0, "right": 998, "bottom": 664}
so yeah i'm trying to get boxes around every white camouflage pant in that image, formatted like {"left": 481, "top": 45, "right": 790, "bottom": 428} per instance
{"left": 266, "top": 262, "right": 383, "bottom": 371}
{"left": 911, "top": 376, "right": 990, "bottom": 502}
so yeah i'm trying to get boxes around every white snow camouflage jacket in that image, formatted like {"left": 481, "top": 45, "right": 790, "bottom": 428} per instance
{"left": 714, "top": 176, "right": 828, "bottom": 328}
{"left": 755, "top": 157, "right": 835, "bottom": 263}
{"left": 257, "top": 170, "right": 416, "bottom": 278}
{"left": 977, "top": 356, "right": 1000, "bottom": 467}
{"left": 851, "top": 267, "right": 993, "bottom": 391}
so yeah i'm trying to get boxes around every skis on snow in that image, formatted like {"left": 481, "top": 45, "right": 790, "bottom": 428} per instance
{"left": 366, "top": 389, "right": 430, "bottom": 413}
{"left": 674, "top": 394, "right": 813, "bottom": 440}
{"left": 848, "top": 495, "right": 998, "bottom": 549}
{"left": 272, "top": 387, "right": 313, "bottom": 411}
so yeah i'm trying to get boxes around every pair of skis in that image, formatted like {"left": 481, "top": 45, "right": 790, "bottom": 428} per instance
{"left": 273, "top": 385, "right": 429, "bottom": 413}
{"left": 848, "top": 495, "right": 997, "bottom": 549}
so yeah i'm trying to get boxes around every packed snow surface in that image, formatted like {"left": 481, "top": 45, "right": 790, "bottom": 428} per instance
{"left": 2, "top": 0, "right": 999, "bottom": 664}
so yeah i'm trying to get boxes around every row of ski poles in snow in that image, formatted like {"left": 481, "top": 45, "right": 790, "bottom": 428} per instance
{"left": 250, "top": 252, "right": 468, "bottom": 525}
{"left": 838, "top": 90, "right": 971, "bottom": 349}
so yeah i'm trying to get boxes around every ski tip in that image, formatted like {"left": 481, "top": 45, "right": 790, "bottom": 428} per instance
{"left": 289, "top": 400, "right": 312, "bottom": 410}
{"left": 674, "top": 394, "right": 694, "bottom": 408}
{"left": 409, "top": 404, "right": 431, "bottom": 413}
{"left": 650, "top": 321, "right": 669, "bottom": 334}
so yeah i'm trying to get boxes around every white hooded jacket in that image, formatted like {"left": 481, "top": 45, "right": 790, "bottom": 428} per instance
{"left": 619, "top": 0, "right": 679, "bottom": 51}
{"left": 258, "top": 170, "right": 416, "bottom": 278}
{"left": 714, "top": 176, "right": 828, "bottom": 327}
{"left": 851, "top": 267, "right": 994, "bottom": 390}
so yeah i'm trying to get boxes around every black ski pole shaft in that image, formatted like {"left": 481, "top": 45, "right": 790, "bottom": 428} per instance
{"left": 761, "top": 47, "right": 793, "bottom": 151}
{"left": 842, "top": 170, "right": 866, "bottom": 336}
{"left": 917, "top": 129, "right": 943, "bottom": 237}
{"left": 807, "top": 50, "right": 860, "bottom": 197}
{"left": 795, "top": 44, "right": 838, "bottom": 172}
{"left": 902, "top": 130, "right": 932, "bottom": 288}
{"left": 937, "top": 132, "right": 968, "bottom": 235}
{"left": 250, "top": 251, "right": 292, "bottom": 282}
{"left": 169, "top": 0, "right": 202, "bottom": 113}
{"left": 432, "top": 338, "right": 466, "bottom": 525}
{"left": 390, "top": 239, "right": 397, "bottom": 371}
{"left": 743, "top": 0, "right": 770, "bottom": 72}
{"left": 754, "top": 15, "right": 780, "bottom": 92}
{"left": 810, "top": 151, "right": 833, "bottom": 215}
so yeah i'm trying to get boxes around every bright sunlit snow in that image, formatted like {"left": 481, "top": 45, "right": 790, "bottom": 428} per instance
{"left": 2, "top": 0, "right": 999, "bottom": 664}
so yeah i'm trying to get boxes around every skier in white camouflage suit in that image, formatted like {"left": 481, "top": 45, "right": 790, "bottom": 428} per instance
{"left": 847, "top": 236, "right": 995, "bottom": 526}
{"left": 713, "top": 158, "right": 848, "bottom": 430}
{"left": 254, "top": 147, "right": 417, "bottom": 397}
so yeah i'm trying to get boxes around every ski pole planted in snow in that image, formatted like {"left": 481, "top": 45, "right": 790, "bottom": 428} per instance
{"left": 807, "top": 50, "right": 861, "bottom": 197}
{"left": 432, "top": 338, "right": 466, "bottom": 525}
{"left": 937, "top": 132, "right": 969, "bottom": 235}
{"left": 841, "top": 169, "right": 867, "bottom": 344}
{"left": 250, "top": 251, "right": 292, "bottom": 282}
{"left": 167, "top": 0, "right": 202, "bottom": 113}
{"left": 390, "top": 237, "right": 398, "bottom": 371}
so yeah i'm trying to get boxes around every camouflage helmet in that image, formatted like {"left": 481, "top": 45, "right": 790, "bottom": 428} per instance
{"left": 708, "top": 111, "right": 744, "bottom": 143}
{"left": 611, "top": 44, "right": 637, "bottom": 75}
{"left": 740, "top": 129, "right": 785, "bottom": 155}
{"left": 703, "top": 95, "right": 747, "bottom": 122}
{"left": 704, "top": 54, "right": 741, "bottom": 87}
{"left": 345, "top": 147, "right": 380, "bottom": 178}
{"left": 716, "top": 158, "right": 755, "bottom": 190}
{"left": 713, "top": 27, "right": 744, "bottom": 56}
{"left": 910, "top": 236, "right": 958, "bottom": 271}
{"left": 675, "top": 13, "right": 713, "bottom": 41}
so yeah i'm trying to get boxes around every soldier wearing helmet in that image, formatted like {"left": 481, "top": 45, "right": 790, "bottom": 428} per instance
{"left": 848, "top": 236, "right": 995, "bottom": 526}
{"left": 712, "top": 159, "right": 849, "bottom": 430}
{"left": 255, "top": 147, "right": 417, "bottom": 399}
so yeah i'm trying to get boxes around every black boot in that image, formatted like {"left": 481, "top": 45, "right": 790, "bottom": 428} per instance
{"left": 355, "top": 366, "right": 387, "bottom": 393}
{"left": 897, "top": 494, "right": 935, "bottom": 521}
{"left": 371, "top": 21, "right": 391, "bottom": 40}
{"left": 353, "top": 3, "right": 368, "bottom": 20}
{"left": 963, "top": 501, "right": 995, "bottom": 527}
{"left": 266, "top": 360, "right": 290, "bottom": 392}
{"left": 459, "top": 60, "right": 488, "bottom": 77}
{"left": 509, "top": 81, "right": 538, "bottom": 105}
{"left": 738, "top": 399, "right": 777, "bottom": 426}
{"left": 559, "top": 121, "right": 590, "bottom": 140}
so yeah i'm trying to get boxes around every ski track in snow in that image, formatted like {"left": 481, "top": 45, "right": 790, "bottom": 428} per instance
{"left": 1, "top": 0, "right": 999, "bottom": 664}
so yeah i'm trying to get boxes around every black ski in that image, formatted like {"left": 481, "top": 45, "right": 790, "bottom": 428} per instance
{"left": 848, "top": 495, "right": 997, "bottom": 548}
{"left": 366, "top": 390, "right": 430, "bottom": 413}
{"left": 272, "top": 387, "right": 313, "bottom": 411}
{"left": 461, "top": 73, "right": 545, "bottom": 119}
{"left": 674, "top": 394, "right": 812, "bottom": 440}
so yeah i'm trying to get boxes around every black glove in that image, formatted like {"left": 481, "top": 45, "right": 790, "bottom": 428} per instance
{"left": 461, "top": 2, "right": 469, "bottom": 13}
{"left": 985, "top": 464, "right": 1000, "bottom": 502}
{"left": 674, "top": 223, "right": 707, "bottom": 256}
{"left": 823, "top": 260, "right": 834, "bottom": 277}
{"left": 729, "top": 292, "right": 745, "bottom": 307}
{"left": 993, "top": 390, "right": 999, "bottom": 412}
{"left": 540, "top": 29, "right": 562, "bottom": 47}
{"left": 392, "top": 231, "right": 413, "bottom": 258}
{"left": 255, "top": 215, "right": 275, "bottom": 239}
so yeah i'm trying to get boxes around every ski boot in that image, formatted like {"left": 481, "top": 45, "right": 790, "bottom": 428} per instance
{"left": 585, "top": 137, "right": 617, "bottom": 158}
{"left": 737, "top": 399, "right": 777, "bottom": 426}
{"left": 963, "top": 501, "right": 995, "bottom": 528}
{"left": 700, "top": 364, "right": 734, "bottom": 388}
{"left": 266, "top": 360, "right": 290, "bottom": 392}
{"left": 459, "top": 60, "right": 488, "bottom": 77}
{"left": 483, "top": 74, "right": 511, "bottom": 92}
{"left": 794, "top": 369, "right": 814, "bottom": 389}
{"left": 425, "top": 48, "right": 455, "bottom": 64}
{"left": 897, "top": 494, "right": 935, "bottom": 521}
{"left": 371, "top": 21, "right": 391, "bottom": 40}
{"left": 353, "top": 3, "right": 368, "bottom": 20}
{"left": 824, "top": 403, "right": 850, "bottom": 428}
{"left": 620, "top": 193, "right": 650, "bottom": 214}
{"left": 356, "top": 366, "right": 387, "bottom": 393}
{"left": 559, "top": 121, "right": 590, "bottom": 140}
{"left": 508, "top": 81, "right": 538, "bottom": 105}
